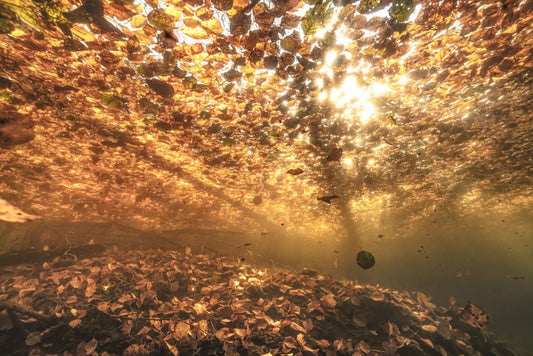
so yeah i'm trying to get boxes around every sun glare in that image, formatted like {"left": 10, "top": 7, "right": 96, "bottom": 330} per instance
{"left": 318, "top": 71, "right": 391, "bottom": 125}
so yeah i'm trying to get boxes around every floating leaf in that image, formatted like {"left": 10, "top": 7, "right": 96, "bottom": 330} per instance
{"left": 182, "top": 76, "right": 197, "bottom": 89}
{"left": 317, "top": 195, "right": 339, "bottom": 203}
{"left": 100, "top": 92, "right": 124, "bottom": 108}
{"left": 389, "top": 0, "right": 415, "bottom": 23}
{"left": 327, "top": 147, "right": 343, "bottom": 161}
{"left": 280, "top": 31, "right": 301, "bottom": 54}
{"left": 230, "top": 13, "right": 251, "bottom": 36}
{"left": 212, "top": 0, "right": 233, "bottom": 11}
{"left": 301, "top": 17, "right": 318, "bottom": 35}
{"left": 146, "top": 79, "right": 174, "bottom": 97}
{"left": 357, "top": 0, "right": 380, "bottom": 14}
{"left": 148, "top": 9, "right": 175, "bottom": 30}
{"left": 287, "top": 168, "right": 304, "bottom": 175}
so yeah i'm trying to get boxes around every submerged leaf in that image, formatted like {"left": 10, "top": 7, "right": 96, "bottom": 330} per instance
{"left": 317, "top": 195, "right": 339, "bottom": 203}
{"left": 327, "top": 147, "right": 343, "bottom": 161}
{"left": 461, "top": 301, "right": 489, "bottom": 329}
{"left": 356, "top": 250, "right": 375, "bottom": 269}
{"left": 287, "top": 168, "right": 304, "bottom": 175}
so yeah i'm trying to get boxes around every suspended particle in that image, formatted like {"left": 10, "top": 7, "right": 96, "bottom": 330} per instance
{"left": 356, "top": 250, "right": 375, "bottom": 269}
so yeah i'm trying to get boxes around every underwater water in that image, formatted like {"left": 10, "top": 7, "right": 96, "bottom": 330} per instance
{"left": 256, "top": 212, "right": 533, "bottom": 355}
{"left": 1, "top": 0, "right": 532, "bottom": 354}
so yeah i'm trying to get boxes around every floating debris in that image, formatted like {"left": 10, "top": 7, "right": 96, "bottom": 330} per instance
{"left": 356, "top": 250, "right": 375, "bottom": 269}
{"left": 317, "top": 195, "right": 339, "bottom": 204}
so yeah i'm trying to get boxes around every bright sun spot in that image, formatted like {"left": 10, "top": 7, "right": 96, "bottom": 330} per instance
{"left": 318, "top": 72, "right": 390, "bottom": 125}
{"left": 342, "top": 157, "right": 353, "bottom": 167}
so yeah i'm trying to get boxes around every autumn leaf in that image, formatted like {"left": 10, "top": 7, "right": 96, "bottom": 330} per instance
{"left": 320, "top": 294, "right": 337, "bottom": 308}
{"left": 421, "top": 324, "right": 437, "bottom": 333}
{"left": 212, "top": 0, "right": 233, "bottom": 11}
{"left": 287, "top": 168, "right": 304, "bottom": 175}
{"left": 461, "top": 301, "right": 489, "bottom": 329}
{"left": 317, "top": 195, "right": 339, "bottom": 203}
{"left": 280, "top": 31, "right": 301, "bottom": 54}
{"left": 147, "top": 9, "right": 175, "bottom": 30}
{"left": 327, "top": 147, "right": 343, "bottom": 161}
{"left": 146, "top": 79, "right": 174, "bottom": 98}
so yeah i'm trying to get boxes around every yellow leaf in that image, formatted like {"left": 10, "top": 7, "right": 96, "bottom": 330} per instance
{"left": 320, "top": 294, "right": 337, "bottom": 308}
{"left": 130, "top": 15, "right": 146, "bottom": 28}
{"left": 421, "top": 325, "right": 437, "bottom": 333}
{"left": 201, "top": 18, "right": 223, "bottom": 35}
{"left": 181, "top": 26, "right": 209, "bottom": 40}
{"left": 174, "top": 321, "right": 190, "bottom": 339}
{"left": 165, "top": 341, "right": 179, "bottom": 356}
{"left": 419, "top": 337, "right": 434, "bottom": 348}
{"left": 69, "top": 318, "right": 81, "bottom": 328}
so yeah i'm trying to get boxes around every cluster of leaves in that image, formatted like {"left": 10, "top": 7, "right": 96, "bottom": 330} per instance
{"left": 0, "top": 0, "right": 531, "bottom": 235}
{"left": 0, "top": 248, "right": 513, "bottom": 355}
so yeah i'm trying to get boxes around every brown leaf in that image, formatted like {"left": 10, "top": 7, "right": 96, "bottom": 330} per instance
{"left": 234, "top": 328, "right": 247, "bottom": 338}
{"left": 215, "top": 327, "right": 229, "bottom": 339}
{"left": 85, "top": 338, "right": 98, "bottom": 354}
{"left": 351, "top": 295, "right": 361, "bottom": 306}
{"left": 417, "top": 291, "right": 436, "bottom": 310}
{"left": 230, "top": 13, "right": 251, "bottom": 36}
{"left": 356, "top": 340, "right": 371, "bottom": 353}
{"left": 253, "top": 3, "right": 273, "bottom": 30}
{"left": 302, "top": 318, "right": 313, "bottom": 331}
{"left": 198, "top": 319, "right": 208, "bottom": 335}
{"left": 316, "top": 339, "right": 330, "bottom": 348}
{"left": 165, "top": 341, "right": 179, "bottom": 356}
{"left": 290, "top": 322, "right": 307, "bottom": 333}
{"left": 287, "top": 168, "right": 304, "bottom": 175}
{"left": 146, "top": 79, "right": 174, "bottom": 98}
{"left": 281, "top": 14, "right": 301, "bottom": 29}
{"left": 123, "top": 344, "right": 150, "bottom": 355}
{"left": 69, "top": 318, "right": 82, "bottom": 328}
{"left": 327, "top": 147, "right": 343, "bottom": 161}
{"left": 25, "top": 331, "right": 41, "bottom": 346}
{"left": 369, "top": 291, "right": 384, "bottom": 302}
{"left": 320, "top": 294, "right": 337, "bottom": 309}
{"left": 352, "top": 314, "right": 367, "bottom": 327}
{"left": 223, "top": 68, "right": 243, "bottom": 81}
{"left": 193, "top": 302, "right": 208, "bottom": 316}
{"left": 175, "top": 321, "right": 190, "bottom": 338}
{"left": 283, "top": 336, "right": 298, "bottom": 351}
{"left": 461, "top": 301, "right": 489, "bottom": 329}
{"left": 122, "top": 319, "right": 134, "bottom": 335}
{"left": 97, "top": 301, "right": 110, "bottom": 312}
{"left": 419, "top": 337, "right": 434, "bottom": 348}
{"left": 212, "top": 0, "right": 233, "bottom": 11}
{"left": 66, "top": 295, "right": 77, "bottom": 304}
{"left": 317, "top": 195, "right": 339, "bottom": 204}
{"left": 0, "top": 310, "right": 13, "bottom": 331}
{"left": 280, "top": 32, "right": 301, "bottom": 54}
{"left": 85, "top": 278, "right": 96, "bottom": 297}
{"left": 263, "top": 56, "right": 278, "bottom": 69}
